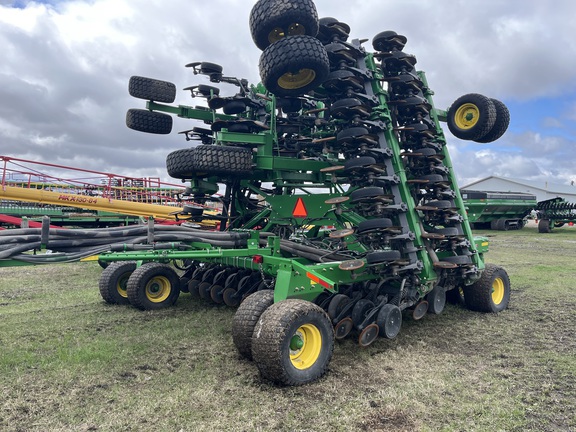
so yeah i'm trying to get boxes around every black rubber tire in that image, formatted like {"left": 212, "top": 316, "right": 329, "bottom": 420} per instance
{"left": 425, "top": 200, "right": 455, "bottom": 209}
{"left": 349, "top": 186, "right": 386, "bottom": 202}
{"left": 376, "top": 304, "right": 402, "bottom": 339}
{"left": 463, "top": 263, "right": 510, "bottom": 313}
{"left": 344, "top": 156, "right": 377, "bottom": 171}
{"left": 128, "top": 76, "right": 176, "bottom": 103}
{"left": 337, "top": 127, "right": 371, "bottom": 143}
{"left": 356, "top": 218, "right": 394, "bottom": 233}
{"left": 372, "top": 30, "right": 407, "bottom": 52}
{"left": 366, "top": 250, "right": 401, "bottom": 264}
{"left": 223, "top": 100, "right": 247, "bottom": 115}
{"left": 259, "top": 35, "right": 329, "bottom": 97}
{"left": 232, "top": 290, "right": 275, "bottom": 360}
{"left": 538, "top": 219, "right": 551, "bottom": 233}
{"left": 193, "top": 145, "right": 253, "bottom": 176}
{"left": 166, "top": 148, "right": 197, "bottom": 179}
{"left": 351, "top": 299, "right": 374, "bottom": 327}
{"left": 252, "top": 299, "right": 334, "bottom": 386}
{"left": 250, "top": 0, "right": 319, "bottom": 50}
{"left": 447, "top": 93, "right": 496, "bottom": 141}
{"left": 475, "top": 99, "right": 510, "bottom": 143}
{"left": 426, "top": 285, "right": 446, "bottom": 315}
{"left": 441, "top": 255, "right": 472, "bottom": 265}
{"left": 126, "top": 109, "right": 173, "bottom": 135}
{"left": 98, "top": 261, "right": 136, "bottom": 305}
{"left": 326, "top": 293, "right": 350, "bottom": 320}
{"left": 126, "top": 263, "right": 181, "bottom": 310}
{"left": 433, "top": 227, "right": 460, "bottom": 237}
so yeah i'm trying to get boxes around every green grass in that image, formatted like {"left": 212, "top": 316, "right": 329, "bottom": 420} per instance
{"left": 1, "top": 225, "right": 575, "bottom": 431}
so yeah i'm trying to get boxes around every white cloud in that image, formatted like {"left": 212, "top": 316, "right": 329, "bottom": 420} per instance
{"left": 0, "top": 0, "right": 575, "bottom": 188}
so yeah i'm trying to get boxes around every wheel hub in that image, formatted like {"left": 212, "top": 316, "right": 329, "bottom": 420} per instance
{"left": 289, "top": 324, "right": 322, "bottom": 370}
{"left": 145, "top": 276, "right": 171, "bottom": 302}
{"left": 491, "top": 277, "right": 505, "bottom": 305}
{"left": 278, "top": 69, "right": 316, "bottom": 90}
{"left": 454, "top": 103, "right": 480, "bottom": 129}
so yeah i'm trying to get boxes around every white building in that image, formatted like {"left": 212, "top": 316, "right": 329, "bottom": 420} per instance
{"left": 461, "top": 176, "right": 576, "bottom": 203}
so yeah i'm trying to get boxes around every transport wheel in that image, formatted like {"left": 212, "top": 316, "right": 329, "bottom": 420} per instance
{"left": 446, "top": 93, "right": 496, "bottom": 141}
{"left": 127, "top": 263, "right": 180, "bottom": 310}
{"left": 232, "top": 290, "right": 275, "bottom": 360}
{"left": 259, "top": 35, "right": 329, "bottom": 97}
{"left": 128, "top": 76, "right": 176, "bottom": 103}
{"left": 249, "top": 0, "right": 319, "bottom": 50}
{"left": 98, "top": 261, "right": 136, "bottom": 305}
{"left": 375, "top": 304, "right": 402, "bottom": 339}
{"left": 252, "top": 299, "right": 334, "bottom": 386}
{"left": 193, "top": 145, "right": 253, "bottom": 176}
{"left": 126, "top": 109, "right": 173, "bottom": 135}
{"left": 463, "top": 263, "right": 510, "bottom": 313}
{"left": 166, "top": 148, "right": 197, "bottom": 179}
{"left": 426, "top": 285, "right": 446, "bottom": 315}
{"left": 475, "top": 99, "right": 510, "bottom": 143}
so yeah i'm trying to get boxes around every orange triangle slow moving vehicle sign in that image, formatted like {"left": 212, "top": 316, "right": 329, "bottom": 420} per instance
{"left": 292, "top": 197, "right": 308, "bottom": 218}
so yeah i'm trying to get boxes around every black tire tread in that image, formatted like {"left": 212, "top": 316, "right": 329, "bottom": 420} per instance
{"left": 232, "top": 290, "right": 275, "bottom": 360}
{"left": 464, "top": 263, "right": 510, "bottom": 313}
{"left": 166, "top": 148, "right": 197, "bottom": 179}
{"left": 259, "top": 35, "right": 329, "bottom": 97}
{"left": 194, "top": 145, "right": 253, "bottom": 176}
{"left": 128, "top": 76, "right": 176, "bottom": 103}
{"left": 252, "top": 299, "right": 334, "bottom": 386}
{"left": 126, "top": 109, "right": 172, "bottom": 135}
{"left": 126, "top": 262, "right": 180, "bottom": 310}
{"left": 447, "top": 93, "right": 496, "bottom": 141}
{"left": 250, "top": 0, "right": 319, "bottom": 50}
{"left": 98, "top": 261, "right": 136, "bottom": 305}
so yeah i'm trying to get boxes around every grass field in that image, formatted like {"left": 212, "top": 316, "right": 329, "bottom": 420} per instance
{"left": 1, "top": 224, "right": 575, "bottom": 431}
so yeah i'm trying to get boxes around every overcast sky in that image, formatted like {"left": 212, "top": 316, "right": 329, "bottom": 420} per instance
{"left": 1, "top": 0, "right": 575, "bottom": 189}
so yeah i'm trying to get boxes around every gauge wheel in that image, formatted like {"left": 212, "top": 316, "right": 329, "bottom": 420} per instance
{"left": 463, "top": 263, "right": 511, "bottom": 313}
{"left": 252, "top": 299, "right": 334, "bottom": 386}
{"left": 126, "top": 262, "right": 181, "bottom": 310}
{"left": 259, "top": 35, "right": 329, "bottom": 97}
{"left": 375, "top": 304, "right": 402, "bottom": 339}
{"left": 250, "top": 0, "right": 319, "bottom": 50}
{"left": 447, "top": 93, "right": 496, "bottom": 141}
{"left": 98, "top": 261, "right": 136, "bottom": 305}
{"left": 232, "top": 290, "right": 275, "bottom": 360}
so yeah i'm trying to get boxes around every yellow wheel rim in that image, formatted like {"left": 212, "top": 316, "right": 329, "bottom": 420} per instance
{"left": 454, "top": 103, "right": 480, "bottom": 129}
{"left": 117, "top": 275, "right": 129, "bottom": 298}
{"left": 145, "top": 276, "right": 171, "bottom": 303}
{"left": 268, "top": 23, "right": 306, "bottom": 45}
{"left": 289, "top": 324, "right": 322, "bottom": 370}
{"left": 278, "top": 68, "right": 316, "bottom": 90}
{"left": 491, "top": 277, "right": 505, "bottom": 305}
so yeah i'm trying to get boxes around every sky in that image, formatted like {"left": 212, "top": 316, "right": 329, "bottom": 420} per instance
{"left": 1, "top": 0, "right": 575, "bottom": 189}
